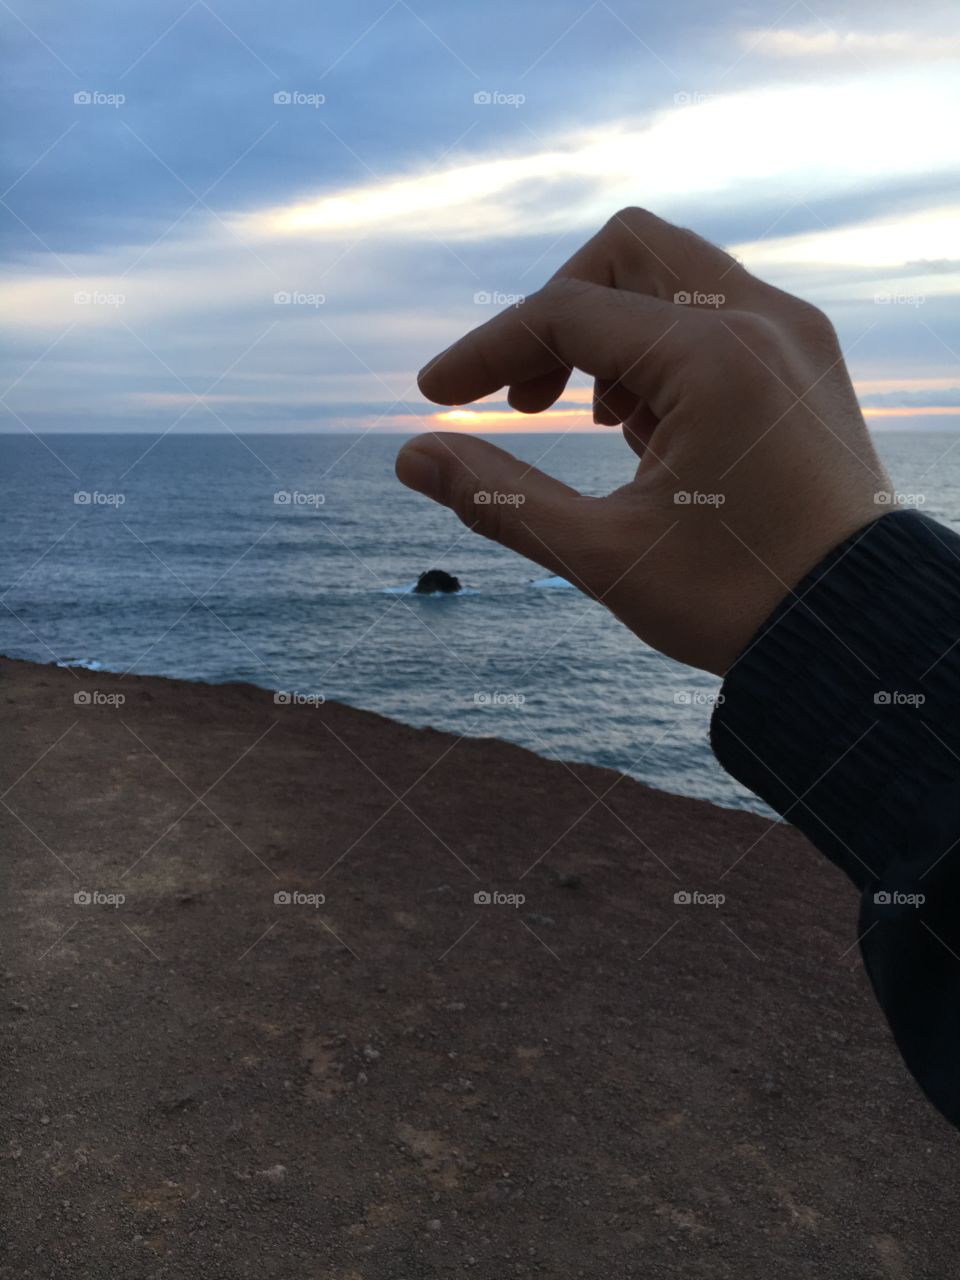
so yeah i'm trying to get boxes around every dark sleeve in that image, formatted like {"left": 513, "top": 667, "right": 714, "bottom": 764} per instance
{"left": 710, "top": 509, "right": 960, "bottom": 1129}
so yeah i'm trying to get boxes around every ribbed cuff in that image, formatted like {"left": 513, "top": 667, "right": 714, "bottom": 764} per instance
{"left": 710, "top": 509, "right": 960, "bottom": 1128}
{"left": 710, "top": 510, "right": 960, "bottom": 891}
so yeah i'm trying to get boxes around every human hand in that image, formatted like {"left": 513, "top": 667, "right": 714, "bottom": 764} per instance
{"left": 396, "top": 208, "right": 891, "bottom": 675}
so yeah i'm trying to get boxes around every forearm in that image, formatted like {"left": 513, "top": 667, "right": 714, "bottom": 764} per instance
{"left": 711, "top": 509, "right": 960, "bottom": 1128}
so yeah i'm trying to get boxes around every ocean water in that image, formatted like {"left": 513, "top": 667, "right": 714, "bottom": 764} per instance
{"left": 0, "top": 431, "right": 953, "bottom": 813}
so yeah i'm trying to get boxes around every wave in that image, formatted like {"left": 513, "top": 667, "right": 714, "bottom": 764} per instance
{"left": 381, "top": 583, "right": 479, "bottom": 596}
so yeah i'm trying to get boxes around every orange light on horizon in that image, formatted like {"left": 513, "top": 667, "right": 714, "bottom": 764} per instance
{"left": 433, "top": 407, "right": 594, "bottom": 431}
{"left": 862, "top": 406, "right": 960, "bottom": 419}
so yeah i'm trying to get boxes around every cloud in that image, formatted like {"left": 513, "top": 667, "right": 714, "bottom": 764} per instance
{"left": 4, "top": 2, "right": 960, "bottom": 432}
{"left": 743, "top": 27, "right": 960, "bottom": 63}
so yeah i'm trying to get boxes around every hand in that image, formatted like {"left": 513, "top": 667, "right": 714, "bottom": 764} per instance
{"left": 395, "top": 208, "right": 891, "bottom": 675}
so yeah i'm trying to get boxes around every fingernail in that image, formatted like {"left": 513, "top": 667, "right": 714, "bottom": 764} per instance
{"left": 397, "top": 446, "right": 441, "bottom": 498}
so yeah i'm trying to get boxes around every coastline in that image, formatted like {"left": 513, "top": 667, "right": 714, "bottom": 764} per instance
{"left": 4, "top": 654, "right": 959, "bottom": 1276}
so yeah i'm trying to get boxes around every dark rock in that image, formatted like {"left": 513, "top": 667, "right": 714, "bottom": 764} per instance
{"left": 413, "top": 569, "right": 461, "bottom": 595}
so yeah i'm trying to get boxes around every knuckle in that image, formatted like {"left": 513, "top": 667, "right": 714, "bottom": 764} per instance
{"left": 720, "top": 308, "right": 781, "bottom": 350}
{"left": 792, "top": 299, "right": 840, "bottom": 348}
{"left": 538, "top": 275, "right": 590, "bottom": 309}
{"left": 718, "top": 309, "right": 786, "bottom": 368}
{"left": 607, "top": 205, "right": 657, "bottom": 237}
{"left": 696, "top": 309, "right": 786, "bottom": 394}
{"left": 545, "top": 275, "right": 591, "bottom": 304}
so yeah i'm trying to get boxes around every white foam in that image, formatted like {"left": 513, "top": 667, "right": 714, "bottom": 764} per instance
{"left": 381, "top": 583, "right": 478, "bottom": 596}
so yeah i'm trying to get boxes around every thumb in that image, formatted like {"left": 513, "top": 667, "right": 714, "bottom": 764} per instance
{"left": 396, "top": 431, "right": 601, "bottom": 591}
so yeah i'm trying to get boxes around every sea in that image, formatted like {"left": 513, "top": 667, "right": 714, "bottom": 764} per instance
{"left": 0, "top": 430, "right": 953, "bottom": 814}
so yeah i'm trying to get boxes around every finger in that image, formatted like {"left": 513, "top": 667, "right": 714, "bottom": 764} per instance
{"left": 552, "top": 206, "right": 776, "bottom": 313}
{"left": 622, "top": 403, "right": 661, "bottom": 462}
{"left": 593, "top": 377, "right": 641, "bottom": 426}
{"left": 395, "top": 431, "right": 604, "bottom": 591}
{"left": 507, "top": 366, "right": 571, "bottom": 414}
{"left": 418, "top": 277, "right": 699, "bottom": 414}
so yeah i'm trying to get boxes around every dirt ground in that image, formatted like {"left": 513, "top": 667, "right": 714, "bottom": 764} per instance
{"left": 2, "top": 655, "right": 959, "bottom": 1278}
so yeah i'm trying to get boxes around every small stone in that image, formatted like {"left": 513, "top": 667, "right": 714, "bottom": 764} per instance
{"left": 555, "top": 872, "right": 582, "bottom": 889}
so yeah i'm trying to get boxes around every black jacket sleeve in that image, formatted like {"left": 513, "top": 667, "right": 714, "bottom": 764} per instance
{"left": 710, "top": 509, "right": 960, "bottom": 1129}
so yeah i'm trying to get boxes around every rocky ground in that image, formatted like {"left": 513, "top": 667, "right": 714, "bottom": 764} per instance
{"left": 2, "top": 655, "right": 958, "bottom": 1278}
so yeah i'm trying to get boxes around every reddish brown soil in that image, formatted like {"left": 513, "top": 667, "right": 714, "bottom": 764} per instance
{"left": 2, "top": 655, "right": 958, "bottom": 1278}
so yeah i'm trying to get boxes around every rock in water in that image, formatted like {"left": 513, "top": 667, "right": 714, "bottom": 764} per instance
{"left": 413, "top": 569, "right": 461, "bottom": 595}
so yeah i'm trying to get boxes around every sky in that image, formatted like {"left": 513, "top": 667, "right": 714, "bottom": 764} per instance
{"left": 2, "top": 0, "right": 960, "bottom": 435}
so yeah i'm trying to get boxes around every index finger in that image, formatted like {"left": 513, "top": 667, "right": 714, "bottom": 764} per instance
{"left": 417, "top": 276, "right": 703, "bottom": 414}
